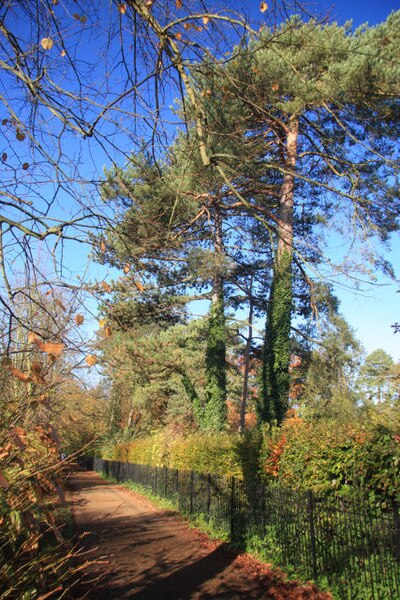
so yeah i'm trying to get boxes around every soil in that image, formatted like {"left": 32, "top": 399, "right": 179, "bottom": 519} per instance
{"left": 67, "top": 469, "right": 332, "bottom": 600}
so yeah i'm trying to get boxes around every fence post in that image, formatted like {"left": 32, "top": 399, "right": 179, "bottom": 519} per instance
{"left": 307, "top": 490, "right": 318, "bottom": 581}
{"left": 207, "top": 473, "right": 211, "bottom": 518}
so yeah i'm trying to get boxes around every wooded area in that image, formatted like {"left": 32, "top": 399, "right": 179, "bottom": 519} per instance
{"left": 0, "top": 1, "right": 399, "bottom": 598}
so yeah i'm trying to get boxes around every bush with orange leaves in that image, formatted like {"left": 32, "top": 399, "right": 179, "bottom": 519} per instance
{"left": 260, "top": 411, "right": 400, "bottom": 501}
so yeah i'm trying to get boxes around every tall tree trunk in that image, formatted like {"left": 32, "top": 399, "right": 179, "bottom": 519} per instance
{"left": 259, "top": 115, "right": 299, "bottom": 425}
{"left": 204, "top": 205, "right": 227, "bottom": 431}
{"left": 239, "top": 283, "right": 254, "bottom": 434}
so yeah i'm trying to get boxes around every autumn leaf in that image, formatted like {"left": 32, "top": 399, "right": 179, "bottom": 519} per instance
{"left": 100, "top": 240, "right": 106, "bottom": 253}
{"left": 183, "top": 22, "right": 191, "bottom": 30}
{"left": 101, "top": 281, "right": 111, "bottom": 293}
{"left": 54, "top": 298, "right": 66, "bottom": 311}
{"left": 61, "top": 49, "right": 66, "bottom": 57}
{"left": 0, "top": 472, "right": 9, "bottom": 489}
{"left": 175, "top": 32, "right": 182, "bottom": 40}
{"left": 1, "top": 153, "right": 7, "bottom": 161}
{"left": 41, "top": 37, "right": 54, "bottom": 50}
{"left": 85, "top": 355, "right": 97, "bottom": 367}
{"left": 10, "top": 367, "right": 33, "bottom": 383}
{"left": 28, "top": 331, "right": 41, "bottom": 344}
{"left": 202, "top": 16, "right": 210, "bottom": 25}
{"left": 98, "top": 319, "right": 106, "bottom": 328}
{"left": 260, "top": 2, "right": 268, "bottom": 12}
{"left": 123, "top": 263, "right": 130, "bottom": 274}
{"left": 271, "top": 82, "right": 279, "bottom": 92}
{"left": 104, "top": 326, "right": 112, "bottom": 337}
{"left": 176, "top": 0, "right": 183, "bottom": 8}
{"left": 22, "top": 162, "right": 29, "bottom": 170}
{"left": 134, "top": 280, "right": 144, "bottom": 292}
{"left": 16, "top": 130, "right": 26, "bottom": 141}
{"left": 118, "top": 3, "right": 127, "bottom": 14}
{"left": 36, "top": 341, "right": 64, "bottom": 356}
{"left": 75, "top": 314, "right": 84, "bottom": 326}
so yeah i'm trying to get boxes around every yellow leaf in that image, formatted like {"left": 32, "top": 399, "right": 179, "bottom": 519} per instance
{"left": 41, "top": 37, "right": 54, "bottom": 50}
{"left": 61, "top": 49, "right": 66, "bottom": 57}
{"left": 118, "top": 3, "right": 127, "bottom": 14}
{"left": 260, "top": 2, "right": 268, "bottom": 12}
{"left": 202, "top": 16, "right": 210, "bottom": 25}
{"left": 85, "top": 355, "right": 97, "bottom": 367}
{"left": 98, "top": 319, "right": 106, "bottom": 328}
{"left": 75, "top": 314, "right": 84, "bottom": 326}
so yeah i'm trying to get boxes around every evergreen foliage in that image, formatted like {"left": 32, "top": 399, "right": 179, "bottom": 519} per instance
{"left": 204, "top": 295, "right": 227, "bottom": 431}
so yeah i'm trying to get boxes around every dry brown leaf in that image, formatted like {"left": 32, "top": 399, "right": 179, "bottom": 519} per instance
{"left": 85, "top": 355, "right": 97, "bottom": 367}
{"left": 2, "top": 153, "right": 7, "bottom": 162}
{"left": 22, "top": 162, "right": 29, "bottom": 170}
{"left": 0, "top": 471, "right": 9, "bottom": 489}
{"left": 272, "top": 82, "right": 279, "bottom": 92}
{"left": 100, "top": 240, "right": 106, "bottom": 253}
{"left": 176, "top": 0, "right": 183, "bottom": 8}
{"left": 54, "top": 298, "right": 66, "bottom": 312}
{"left": 16, "top": 130, "right": 26, "bottom": 141}
{"left": 118, "top": 3, "right": 127, "bottom": 14}
{"left": 123, "top": 263, "right": 130, "bottom": 274}
{"left": 104, "top": 326, "right": 112, "bottom": 338}
{"left": 37, "top": 341, "right": 64, "bottom": 357}
{"left": 260, "top": 2, "right": 268, "bottom": 12}
{"left": 41, "top": 37, "right": 54, "bottom": 50}
{"left": 10, "top": 367, "right": 33, "bottom": 383}
{"left": 101, "top": 281, "right": 111, "bottom": 293}
{"left": 183, "top": 22, "right": 191, "bottom": 30}
{"left": 75, "top": 314, "right": 84, "bottom": 326}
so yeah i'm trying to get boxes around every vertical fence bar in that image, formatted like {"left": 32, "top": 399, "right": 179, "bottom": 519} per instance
{"left": 189, "top": 470, "right": 194, "bottom": 515}
{"left": 307, "top": 490, "right": 318, "bottom": 581}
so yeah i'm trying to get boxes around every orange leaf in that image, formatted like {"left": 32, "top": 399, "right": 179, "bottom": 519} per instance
{"left": 100, "top": 240, "right": 106, "bottom": 253}
{"left": 0, "top": 471, "right": 9, "bottom": 489}
{"left": 75, "top": 314, "right": 84, "bottom": 326}
{"left": 175, "top": 32, "right": 182, "bottom": 40}
{"left": 134, "top": 280, "right": 144, "bottom": 292}
{"left": 123, "top": 263, "right": 130, "bottom": 274}
{"left": 272, "top": 82, "right": 279, "bottom": 92}
{"left": 104, "top": 326, "right": 112, "bottom": 337}
{"left": 260, "top": 2, "right": 268, "bottom": 12}
{"left": 202, "top": 16, "right": 210, "bottom": 25}
{"left": 118, "top": 3, "right": 127, "bottom": 14}
{"left": 101, "top": 281, "right": 111, "bottom": 293}
{"left": 183, "top": 22, "right": 191, "bottom": 30}
{"left": 85, "top": 355, "right": 97, "bottom": 367}
{"left": 176, "top": 0, "right": 183, "bottom": 7}
{"left": 10, "top": 367, "right": 33, "bottom": 383}
{"left": 28, "top": 331, "right": 41, "bottom": 344}
{"left": 36, "top": 341, "right": 64, "bottom": 356}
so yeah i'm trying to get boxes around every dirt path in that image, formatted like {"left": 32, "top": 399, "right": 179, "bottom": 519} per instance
{"left": 67, "top": 470, "right": 331, "bottom": 600}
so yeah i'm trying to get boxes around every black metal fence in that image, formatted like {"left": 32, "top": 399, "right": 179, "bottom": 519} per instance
{"left": 80, "top": 456, "right": 400, "bottom": 600}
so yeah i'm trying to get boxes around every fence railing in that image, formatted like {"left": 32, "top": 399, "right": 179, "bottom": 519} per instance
{"left": 79, "top": 456, "right": 400, "bottom": 600}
